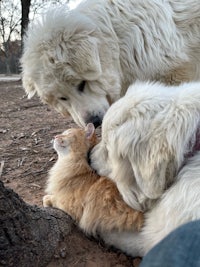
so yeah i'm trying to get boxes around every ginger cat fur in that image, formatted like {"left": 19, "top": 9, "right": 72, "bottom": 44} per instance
{"left": 43, "top": 123, "right": 143, "bottom": 236}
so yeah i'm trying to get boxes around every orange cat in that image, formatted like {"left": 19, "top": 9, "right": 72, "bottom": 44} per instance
{"left": 43, "top": 123, "right": 143, "bottom": 236}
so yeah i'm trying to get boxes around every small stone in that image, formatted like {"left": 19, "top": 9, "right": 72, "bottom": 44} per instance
{"left": 54, "top": 254, "right": 60, "bottom": 259}
{"left": 60, "top": 248, "right": 67, "bottom": 258}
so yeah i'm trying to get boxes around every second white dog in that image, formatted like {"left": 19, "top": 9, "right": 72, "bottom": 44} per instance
{"left": 90, "top": 81, "right": 200, "bottom": 256}
{"left": 91, "top": 81, "right": 200, "bottom": 211}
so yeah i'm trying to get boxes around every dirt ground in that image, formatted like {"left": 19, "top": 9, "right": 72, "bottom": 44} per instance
{"left": 0, "top": 79, "right": 75, "bottom": 206}
{"left": 0, "top": 79, "right": 141, "bottom": 267}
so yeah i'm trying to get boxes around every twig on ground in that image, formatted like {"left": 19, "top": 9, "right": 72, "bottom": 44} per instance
{"left": 0, "top": 161, "right": 5, "bottom": 177}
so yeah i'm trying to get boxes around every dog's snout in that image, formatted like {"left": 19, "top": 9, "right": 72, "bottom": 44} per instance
{"left": 86, "top": 115, "right": 102, "bottom": 128}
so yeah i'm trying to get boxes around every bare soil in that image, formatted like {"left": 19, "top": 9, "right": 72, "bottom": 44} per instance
{"left": 0, "top": 80, "right": 141, "bottom": 267}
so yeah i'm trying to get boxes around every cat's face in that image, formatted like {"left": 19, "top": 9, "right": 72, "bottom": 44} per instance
{"left": 54, "top": 124, "right": 97, "bottom": 157}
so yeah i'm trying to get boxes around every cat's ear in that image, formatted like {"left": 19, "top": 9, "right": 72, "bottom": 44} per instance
{"left": 85, "top": 123, "right": 95, "bottom": 139}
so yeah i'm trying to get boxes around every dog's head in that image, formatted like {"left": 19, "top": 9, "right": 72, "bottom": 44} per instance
{"left": 91, "top": 81, "right": 200, "bottom": 210}
{"left": 21, "top": 6, "right": 121, "bottom": 127}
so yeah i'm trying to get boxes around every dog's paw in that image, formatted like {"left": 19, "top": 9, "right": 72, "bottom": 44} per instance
{"left": 43, "top": 194, "right": 53, "bottom": 207}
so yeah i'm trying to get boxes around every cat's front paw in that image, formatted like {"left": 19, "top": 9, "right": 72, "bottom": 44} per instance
{"left": 43, "top": 194, "right": 53, "bottom": 207}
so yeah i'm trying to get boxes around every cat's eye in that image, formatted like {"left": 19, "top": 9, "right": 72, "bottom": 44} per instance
{"left": 77, "top": 81, "right": 86, "bottom": 93}
{"left": 59, "top": 97, "right": 68, "bottom": 101}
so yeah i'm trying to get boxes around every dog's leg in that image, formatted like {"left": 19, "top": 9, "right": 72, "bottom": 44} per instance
{"left": 101, "top": 230, "right": 143, "bottom": 257}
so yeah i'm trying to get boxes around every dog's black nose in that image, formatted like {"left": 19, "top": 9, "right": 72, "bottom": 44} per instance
{"left": 86, "top": 115, "right": 102, "bottom": 128}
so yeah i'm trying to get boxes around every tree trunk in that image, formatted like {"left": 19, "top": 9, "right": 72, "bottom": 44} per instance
{"left": 0, "top": 180, "right": 73, "bottom": 267}
{"left": 21, "top": 0, "right": 31, "bottom": 49}
{"left": 5, "top": 60, "right": 11, "bottom": 76}
{"left": 0, "top": 181, "right": 135, "bottom": 267}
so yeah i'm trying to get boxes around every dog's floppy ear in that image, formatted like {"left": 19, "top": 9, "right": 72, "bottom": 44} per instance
{"left": 126, "top": 131, "right": 176, "bottom": 201}
{"left": 69, "top": 36, "right": 102, "bottom": 80}
{"left": 130, "top": 154, "right": 172, "bottom": 200}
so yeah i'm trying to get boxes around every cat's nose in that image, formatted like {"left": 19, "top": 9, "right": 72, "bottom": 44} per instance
{"left": 54, "top": 135, "right": 63, "bottom": 144}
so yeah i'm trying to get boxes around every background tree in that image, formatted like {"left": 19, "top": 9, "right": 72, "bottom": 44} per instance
{"left": 0, "top": 0, "right": 71, "bottom": 74}
{"left": 21, "top": 0, "right": 31, "bottom": 47}
{"left": 0, "top": 1, "right": 21, "bottom": 74}
{"left": 21, "top": 0, "right": 71, "bottom": 42}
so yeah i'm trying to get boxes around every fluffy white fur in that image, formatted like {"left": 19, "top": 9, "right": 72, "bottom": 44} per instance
{"left": 91, "top": 81, "right": 200, "bottom": 211}
{"left": 21, "top": 0, "right": 200, "bottom": 127}
{"left": 90, "top": 81, "right": 200, "bottom": 256}
{"left": 102, "top": 152, "right": 200, "bottom": 257}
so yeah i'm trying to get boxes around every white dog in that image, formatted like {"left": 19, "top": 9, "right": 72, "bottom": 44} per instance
{"left": 101, "top": 152, "right": 200, "bottom": 257}
{"left": 90, "top": 81, "right": 200, "bottom": 211}
{"left": 90, "top": 81, "right": 200, "bottom": 256}
{"left": 21, "top": 0, "right": 200, "bottom": 127}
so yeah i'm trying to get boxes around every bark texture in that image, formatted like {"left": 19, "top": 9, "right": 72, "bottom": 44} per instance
{"left": 0, "top": 180, "right": 73, "bottom": 267}
{"left": 21, "top": 0, "right": 31, "bottom": 41}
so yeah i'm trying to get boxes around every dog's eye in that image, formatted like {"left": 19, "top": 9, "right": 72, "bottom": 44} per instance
{"left": 59, "top": 97, "right": 68, "bottom": 101}
{"left": 77, "top": 81, "right": 86, "bottom": 93}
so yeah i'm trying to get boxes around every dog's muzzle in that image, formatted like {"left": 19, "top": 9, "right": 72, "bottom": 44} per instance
{"left": 85, "top": 115, "right": 102, "bottom": 128}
